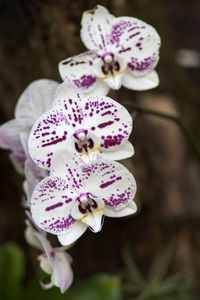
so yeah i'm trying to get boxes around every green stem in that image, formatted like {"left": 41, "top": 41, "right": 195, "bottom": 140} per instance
{"left": 124, "top": 101, "right": 200, "bottom": 163}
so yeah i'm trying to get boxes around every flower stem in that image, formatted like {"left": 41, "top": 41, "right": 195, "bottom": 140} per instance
{"left": 124, "top": 101, "right": 200, "bottom": 163}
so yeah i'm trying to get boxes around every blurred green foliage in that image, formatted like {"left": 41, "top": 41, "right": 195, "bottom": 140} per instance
{"left": 0, "top": 243, "right": 199, "bottom": 300}
{"left": 123, "top": 244, "right": 197, "bottom": 300}
{"left": 24, "top": 274, "right": 121, "bottom": 300}
{"left": 0, "top": 243, "right": 121, "bottom": 300}
{"left": 0, "top": 243, "right": 24, "bottom": 300}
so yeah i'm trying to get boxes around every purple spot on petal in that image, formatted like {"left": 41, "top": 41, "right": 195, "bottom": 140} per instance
{"left": 45, "top": 202, "right": 63, "bottom": 211}
{"left": 100, "top": 180, "right": 115, "bottom": 188}
{"left": 98, "top": 121, "right": 114, "bottom": 128}
{"left": 73, "top": 75, "right": 96, "bottom": 90}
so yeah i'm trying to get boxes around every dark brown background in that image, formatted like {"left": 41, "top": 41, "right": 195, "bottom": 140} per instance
{"left": 1, "top": 0, "right": 200, "bottom": 288}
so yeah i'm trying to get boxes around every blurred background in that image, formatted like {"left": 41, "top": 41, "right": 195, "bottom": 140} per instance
{"left": 0, "top": 0, "right": 200, "bottom": 299}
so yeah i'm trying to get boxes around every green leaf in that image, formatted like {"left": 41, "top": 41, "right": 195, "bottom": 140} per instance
{"left": 148, "top": 243, "right": 174, "bottom": 281}
{"left": 24, "top": 273, "right": 121, "bottom": 300}
{"left": 0, "top": 243, "right": 25, "bottom": 300}
{"left": 64, "top": 274, "right": 121, "bottom": 300}
{"left": 23, "top": 276, "right": 64, "bottom": 300}
{"left": 122, "top": 245, "right": 144, "bottom": 285}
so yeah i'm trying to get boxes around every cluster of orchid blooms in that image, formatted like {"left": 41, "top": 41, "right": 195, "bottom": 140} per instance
{"left": 0, "top": 5, "right": 160, "bottom": 293}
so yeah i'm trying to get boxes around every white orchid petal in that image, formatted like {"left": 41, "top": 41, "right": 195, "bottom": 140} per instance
{"left": 92, "top": 78, "right": 110, "bottom": 95}
{"left": 52, "top": 82, "right": 84, "bottom": 107}
{"left": 34, "top": 232, "right": 53, "bottom": 264}
{"left": 59, "top": 51, "right": 106, "bottom": 95}
{"left": 51, "top": 151, "right": 84, "bottom": 192}
{"left": 53, "top": 81, "right": 109, "bottom": 109}
{"left": 104, "top": 201, "right": 137, "bottom": 217}
{"left": 82, "top": 96, "right": 132, "bottom": 155}
{"left": 110, "top": 16, "right": 160, "bottom": 67}
{"left": 15, "top": 79, "right": 59, "bottom": 120}
{"left": 100, "top": 141, "right": 134, "bottom": 160}
{"left": 31, "top": 176, "right": 76, "bottom": 236}
{"left": 28, "top": 106, "right": 75, "bottom": 170}
{"left": 51, "top": 252, "right": 73, "bottom": 293}
{"left": 81, "top": 5, "right": 114, "bottom": 52}
{"left": 122, "top": 70, "right": 159, "bottom": 90}
{"left": 24, "top": 220, "right": 44, "bottom": 251}
{"left": 9, "top": 151, "right": 26, "bottom": 175}
{"left": 84, "top": 159, "right": 136, "bottom": 211}
{"left": 0, "top": 119, "right": 28, "bottom": 152}
{"left": 127, "top": 53, "right": 159, "bottom": 77}
{"left": 57, "top": 222, "right": 87, "bottom": 246}
{"left": 39, "top": 256, "right": 53, "bottom": 275}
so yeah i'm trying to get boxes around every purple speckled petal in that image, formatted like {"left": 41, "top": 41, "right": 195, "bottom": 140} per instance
{"left": 104, "top": 201, "right": 137, "bottom": 217}
{"left": 99, "top": 141, "right": 134, "bottom": 161}
{"left": 31, "top": 175, "right": 77, "bottom": 236}
{"left": 51, "top": 151, "right": 84, "bottom": 192}
{"left": 21, "top": 132, "right": 48, "bottom": 203}
{"left": 122, "top": 70, "right": 159, "bottom": 90}
{"left": 28, "top": 105, "right": 79, "bottom": 170}
{"left": 81, "top": 5, "right": 114, "bottom": 53}
{"left": 57, "top": 222, "right": 87, "bottom": 246}
{"left": 126, "top": 54, "right": 159, "bottom": 77}
{"left": 52, "top": 82, "right": 84, "bottom": 107}
{"left": 23, "top": 157, "right": 48, "bottom": 204}
{"left": 83, "top": 159, "right": 136, "bottom": 211}
{"left": 15, "top": 79, "right": 59, "bottom": 121}
{"left": 110, "top": 16, "right": 160, "bottom": 75}
{"left": 0, "top": 80, "right": 59, "bottom": 161}
{"left": 82, "top": 96, "right": 133, "bottom": 156}
{"left": 59, "top": 51, "right": 109, "bottom": 95}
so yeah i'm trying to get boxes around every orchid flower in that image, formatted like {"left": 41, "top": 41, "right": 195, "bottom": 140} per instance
{"left": 59, "top": 5, "right": 161, "bottom": 94}
{"left": 0, "top": 79, "right": 59, "bottom": 173}
{"left": 30, "top": 151, "right": 137, "bottom": 246}
{"left": 28, "top": 83, "right": 134, "bottom": 170}
{"left": 25, "top": 220, "right": 73, "bottom": 293}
